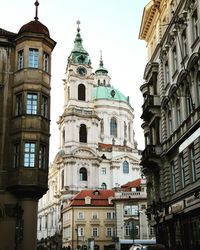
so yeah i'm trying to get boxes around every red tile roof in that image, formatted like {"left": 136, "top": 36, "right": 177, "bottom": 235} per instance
{"left": 69, "top": 189, "right": 115, "bottom": 206}
{"left": 121, "top": 179, "right": 142, "bottom": 191}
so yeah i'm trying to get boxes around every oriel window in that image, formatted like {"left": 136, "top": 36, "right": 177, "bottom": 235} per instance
{"left": 14, "top": 143, "right": 20, "bottom": 168}
{"left": 15, "top": 93, "right": 22, "bottom": 116}
{"left": 41, "top": 95, "right": 48, "bottom": 118}
{"left": 39, "top": 144, "right": 46, "bottom": 168}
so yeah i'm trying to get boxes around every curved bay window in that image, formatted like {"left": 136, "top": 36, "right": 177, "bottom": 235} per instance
{"left": 110, "top": 117, "right": 117, "bottom": 137}
{"left": 78, "top": 84, "right": 86, "bottom": 101}
{"left": 80, "top": 167, "right": 87, "bottom": 181}
{"left": 79, "top": 124, "right": 87, "bottom": 143}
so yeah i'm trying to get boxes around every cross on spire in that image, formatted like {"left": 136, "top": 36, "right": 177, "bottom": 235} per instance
{"left": 34, "top": 0, "right": 39, "bottom": 21}
{"left": 77, "top": 20, "right": 81, "bottom": 33}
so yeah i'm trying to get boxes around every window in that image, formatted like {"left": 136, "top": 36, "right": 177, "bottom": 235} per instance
{"left": 14, "top": 143, "right": 20, "bottom": 168}
{"left": 168, "top": 109, "right": 173, "bottom": 135}
{"left": 124, "top": 205, "right": 138, "bottom": 216}
{"left": 61, "top": 170, "right": 64, "bottom": 189}
{"left": 15, "top": 93, "right": 22, "bottom": 116}
{"left": 181, "top": 29, "right": 187, "bottom": 59}
{"left": 172, "top": 46, "right": 178, "bottom": 73}
{"left": 176, "top": 99, "right": 182, "bottom": 126}
{"left": 107, "top": 212, "right": 115, "bottom": 219}
{"left": 41, "top": 95, "right": 48, "bottom": 118}
{"left": 43, "top": 52, "right": 49, "bottom": 72}
{"left": 110, "top": 117, "right": 117, "bottom": 137}
{"left": 179, "top": 153, "right": 185, "bottom": 188}
{"left": 101, "top": 183, "right": 107, "bottom": 189}
{"left": 78, "top": 227, "right": 84, "bottom": 236}
{"left": 100, "top": 119, "right": 104, "bottom": 134}
{"left": 106, "top": 227, "right": 114, "bottom": 237}
{"left": 171, "top": 161, "right": 176, "bottom": 193}
{"left": 79, "top": 124, "right": 87, "bottom": 143}
{"left": 92, "top": 213, "right": 98, "bottom": 219}
{"left": 80, "top": 167, "right": 87, "bottom": 181}
{"left": 125, "top": 221, "right": 135, "bottom": 237}
{"left": 29, "top": 48, "right": 39, "bottom": 68}
{"left": 190, "top": 144, "right": 196, "bottom": 182}
{"left": 18, "top": 50, "right": 24, "bottom": 70}
{"left": 164, "top": 60, "right": 170, "bottom": 85}
{"left": 24, "top": 142, "right": 35, "bottom": 167}
{"left": 39, "top": 144, "right": 46, "bottom": 168}
{"left": 92, "top": 227, "right": 98, "bottom": 237}
{"left": 192, "top": 9, "right": 199, "bottom": 42}
{"left": 78, "top": 212, "right": 84, "bottom": 219}
{"left": 78, "top": 84, "right": 86, "bottom": 101}
{"left": 26, "top": 93, "right": 38, "bottom": 114}
{"left": 185, "top": 87, "right": 193, "bottom": 116}
{"left": 101, "top": 168, "right": 106, "bottom": 175}
{"left": 123, "top": 161, "right": 129, "bottom": 174}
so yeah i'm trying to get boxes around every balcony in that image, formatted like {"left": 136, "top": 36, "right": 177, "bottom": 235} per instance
{"left": 141, "top": 95, "right": 161, "bottom": 121}
{"left": 115, "top": 191, "right": 146, "bottom": 199}
{"left": 141, "top": 144, "right": 162, "bottom": 168}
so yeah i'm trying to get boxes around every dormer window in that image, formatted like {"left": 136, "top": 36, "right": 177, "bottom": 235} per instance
{"left": 93, "top": 190, "right": 100, "bottom": 196}
{"left": 85, "top": 196, "right": 91, "bottom": 204}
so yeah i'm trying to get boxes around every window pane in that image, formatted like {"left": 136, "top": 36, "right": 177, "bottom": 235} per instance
{"left": 43, "top": 52, "right": 49, "bottom": 72}
{"left": 24, "top": 143, "right": 35, "bottom": 167}
{"left": 26, "top": 93, "right": 38, "bottom": 115}
{"left": 16, "top": 94, "right": 22, "bottom": 116}
{"left": 29, "top": 48, "right": 39, "bottom": 68}
{"left": 18, "top": 50, "right": 24, "bottom": 70}
{"left": 41, "top": 95, "right": 48, "bottom": 117}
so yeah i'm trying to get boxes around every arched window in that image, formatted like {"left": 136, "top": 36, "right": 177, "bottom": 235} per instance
{"left": 62, "top": 128, "right": 65, "bottom": 146}
{"left": 78, "top": 84, "right": 86, "bottom": 101}
{"left": 101, "top": 183, "right": 107, "bottom": 189}
{"left": 123, "top": 161, "right": 129, "bottom": 174}
{"left": 110, "top": 117, "right": 117, "bottom": 137}
{"left": 61, "top": 170, "right": 64, "bottom": 189}
{"left": 100, "top": 119, "right": 104, "bottom": 134}
{"left": 79, "top": 124, "right": 87, "bottom": 143}
{"left": 185, "top": 86, "right": 193, "bottom": 116}
{"left": 80, "top": 167, "right": 87, "bottom": 181}
{"left": 124, "top": 122, "right": 127, "bottom": 138}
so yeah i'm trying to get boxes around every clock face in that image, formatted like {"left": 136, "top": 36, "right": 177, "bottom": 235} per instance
{"left": 77, "top": 66, "right": 87, "bottom": 76}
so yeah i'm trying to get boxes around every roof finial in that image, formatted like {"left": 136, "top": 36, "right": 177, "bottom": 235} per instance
{"left": 34, "top": 0, "right": 39, "bottom": 21}
{"left": 77, "top": 20, "right": 81, "bottom": 33}
{"left": 100, "top": 50, "right": 103, "bottom": 67}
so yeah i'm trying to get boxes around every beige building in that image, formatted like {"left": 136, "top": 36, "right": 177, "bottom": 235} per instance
{"left": 139, "top": 0, "right": 200, "bottom": 249}
{"left": 62, "top": 189, "right": 116, "bottom": 250}
{"left": 0, "top": 1, "right": 56, "bottom": 249}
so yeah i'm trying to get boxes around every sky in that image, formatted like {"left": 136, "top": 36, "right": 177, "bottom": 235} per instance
{"left": 1, "top": 0, "right": 148, "bottom": 163}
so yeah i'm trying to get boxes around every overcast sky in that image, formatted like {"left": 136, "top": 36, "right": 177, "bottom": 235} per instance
{"left": 1, "top": 0, "right": 148, "bottom": 162}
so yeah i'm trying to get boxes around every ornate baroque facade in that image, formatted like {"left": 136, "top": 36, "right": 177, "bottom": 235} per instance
{"left": 139, "top": 0, "right": 200, "bottom": 249}
{"left": 37, "top": 22, "right": 142, "bottom": 248}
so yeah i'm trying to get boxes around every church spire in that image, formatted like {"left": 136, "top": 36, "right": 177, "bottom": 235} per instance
{"left": 34, "top": 0, "right": 39, "bottom": 21}
{"left": 69, "top": 21, "right": 90, "bottom": 65}
{"left": 95, "top": 50, "right": 108, "bottom": 75}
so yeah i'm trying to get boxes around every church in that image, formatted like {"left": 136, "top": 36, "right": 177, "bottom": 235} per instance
{"left": 37, "top": 22, "right": 142, "bottom": 245}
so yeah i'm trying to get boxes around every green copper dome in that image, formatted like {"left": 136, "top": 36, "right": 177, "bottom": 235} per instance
{"left": 93, "top": 86, "right": 129, "bottom": 103}
{"left": 69, "top": 21, "right": 90, "bottom": 65}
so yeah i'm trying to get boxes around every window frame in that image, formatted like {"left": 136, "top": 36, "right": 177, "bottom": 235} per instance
{"left": 18, "top": 49, "right": 24, "bottom": 70}
{"left": 29, "top": 48, "right": 39, "bottom": 68}
{"left": 43, "top": 51, "right": 49, "bottom": 72}
{"left": 26, "top": 93, "right": 38, "bottom": 115}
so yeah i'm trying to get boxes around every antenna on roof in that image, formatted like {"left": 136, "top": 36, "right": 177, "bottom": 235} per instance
{"left": 34, "top": 0, "right": 39, "bottom": 21}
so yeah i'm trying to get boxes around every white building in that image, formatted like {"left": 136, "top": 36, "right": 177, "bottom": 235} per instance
{"left": 37, "top": 22, "right": 142, "bottom": 247}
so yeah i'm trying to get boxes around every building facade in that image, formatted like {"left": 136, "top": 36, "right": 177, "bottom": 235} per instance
{"left": 0, "top": 2, "right": 56, "bottom": 249}
{"left": 139, "top": 0, "right": 200, "bottom": 249}
{"left": 38, "top": 22, "right": 142, "bottom": 247}
{"left": 62, "top": 189, "right": 116, "bottom": 250}
{"left": 113, "top": 178, "right": 154, "bottom": 250}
